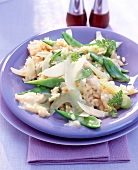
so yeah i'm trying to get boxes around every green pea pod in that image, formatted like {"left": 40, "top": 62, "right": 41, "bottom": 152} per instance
{"left": 85, "top": 43, "right": 95, "bottom": 46}
{"left": 90, "top": 52, "right": 103, "bottom": 65}
{"left": 25, "top": 78, "right": 65, "bottom": 88}
{"left": 62, "top": 32, "right": 83, "bottom": 47}
{"left": 75, "top": 68, "right": 93, "bottom": 82}
{"left": 55, "top": 109, "right": 101, "bottom": 129}
{"left": 42, "top": 40, "right": 56, "bottom": 46}
{"left": 103, "top": 58, "right": 130, "bottom": 82}
{"left": 18, "top": 86, "right": 51, "bottom": 95}
{"left": 89, "top": 53, "right": 129, "bottom": 75}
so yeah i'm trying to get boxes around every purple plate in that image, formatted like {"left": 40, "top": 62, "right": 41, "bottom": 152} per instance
{"left": 0, "top": 46, "right": 138, "bottom": 145}
{"left": 1, "top": 91, "right": 138, "bottom": 146}
{"left": 1, "top": 27, "right": 138, "bottom": 139}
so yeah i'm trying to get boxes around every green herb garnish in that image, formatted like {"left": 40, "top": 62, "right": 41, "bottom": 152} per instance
{"left": 108, "top": 108, "right": 118, "bottom": 118}
{"left": 108, "top": 90, "right": 123, "bottom": 108}
{"left": 50, "top": 51, "right": 62, "bottom": 65}
{"left": 62, "top": 52, "right": 81, "bottom": 62}
{"left": 108, "top": 90, "right": 123, "bottom": 118}
{"left": 70, "top": 52, "right": 80, "bottom": 62}
{"left": 75, "top": 68, "right": 93, "bottom": 82}
{"left": 96, "top": 39, "right": 116, "bottom": 57}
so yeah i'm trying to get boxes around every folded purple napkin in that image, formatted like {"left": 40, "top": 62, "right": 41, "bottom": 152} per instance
{"left": 27, "top": 135, "right": 130, "bottom": 164}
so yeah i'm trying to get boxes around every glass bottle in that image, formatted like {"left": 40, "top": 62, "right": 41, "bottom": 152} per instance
{"left": 66, "top": 0, "right": 87, "bottom": 26}
{"left": 89, "top": 0, "right": 109, "bottom": 28}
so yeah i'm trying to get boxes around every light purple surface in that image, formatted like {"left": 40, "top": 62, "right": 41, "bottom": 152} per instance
{"left": 1, "top": 0, "right": 138, "bottom": 169}
{"left": 1, "top": 27, "right": 138, "bottom": 139}
{"left": 27, "top": 136, "right": 130, "bottom": 164}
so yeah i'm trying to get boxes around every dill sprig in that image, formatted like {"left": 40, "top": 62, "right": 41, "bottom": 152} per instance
{"left": 108, "top": 90, "right": 123, "bottom": 118}
{"left": 108, "top": 90, "right": 123, "bottom": 108}
{"left": 63, "top": 52, "right": 80, "bottom": 62}
{"left": 95, "top": 39, "right": 116, "bottom": 57}
{"left": 70, "top": 52, "right": 80, "bottom": 62}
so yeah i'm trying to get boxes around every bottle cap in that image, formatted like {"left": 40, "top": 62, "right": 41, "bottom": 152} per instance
{"left": 68, "top": 0, "right": 85, "bottom": 15}
{"left": 93, "top": 0, "right": 109, "bottom": 15}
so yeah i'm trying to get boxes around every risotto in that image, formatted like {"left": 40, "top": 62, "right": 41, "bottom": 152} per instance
{"left": 10, "top": 29, "right": 137, "bottom": 129}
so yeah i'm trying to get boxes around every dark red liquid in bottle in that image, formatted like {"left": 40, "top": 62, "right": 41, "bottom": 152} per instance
{"left": 89, "top": 10, "right": 109, "bottom": 28}
{"left": 66, "top": 11, "right": 87, "bottom": 26}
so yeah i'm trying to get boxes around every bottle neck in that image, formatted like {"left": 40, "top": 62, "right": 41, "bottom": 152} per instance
{"left": 93, "top": 0, "right": 109, "bottom": 14}
{"left": 68, "top": 0, "right": 85, "bottom": 15}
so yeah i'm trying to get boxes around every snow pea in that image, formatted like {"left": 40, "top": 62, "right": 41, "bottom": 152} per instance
{"left": 62, "top": 32, "right": 83, "bottom": 47}
{"left": 103, "top": 58, "right": 130, "bottom": 82}
{"left": 18, "top": 86, "right": 51, "bottom": 95}
{"left": 90, "top": 52, "right": 103, "bottom": 65}
{"left": 89, "top": 53, "right": 129, "bottom": 77}
{"left": 55, "top": 109, "right": 101, "bottom": 129}
{"left": 42, "top": 40, "right": 56, "bottom": 46}
{"left": 25, "top": 78, "right": 65, "bottom": 88}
